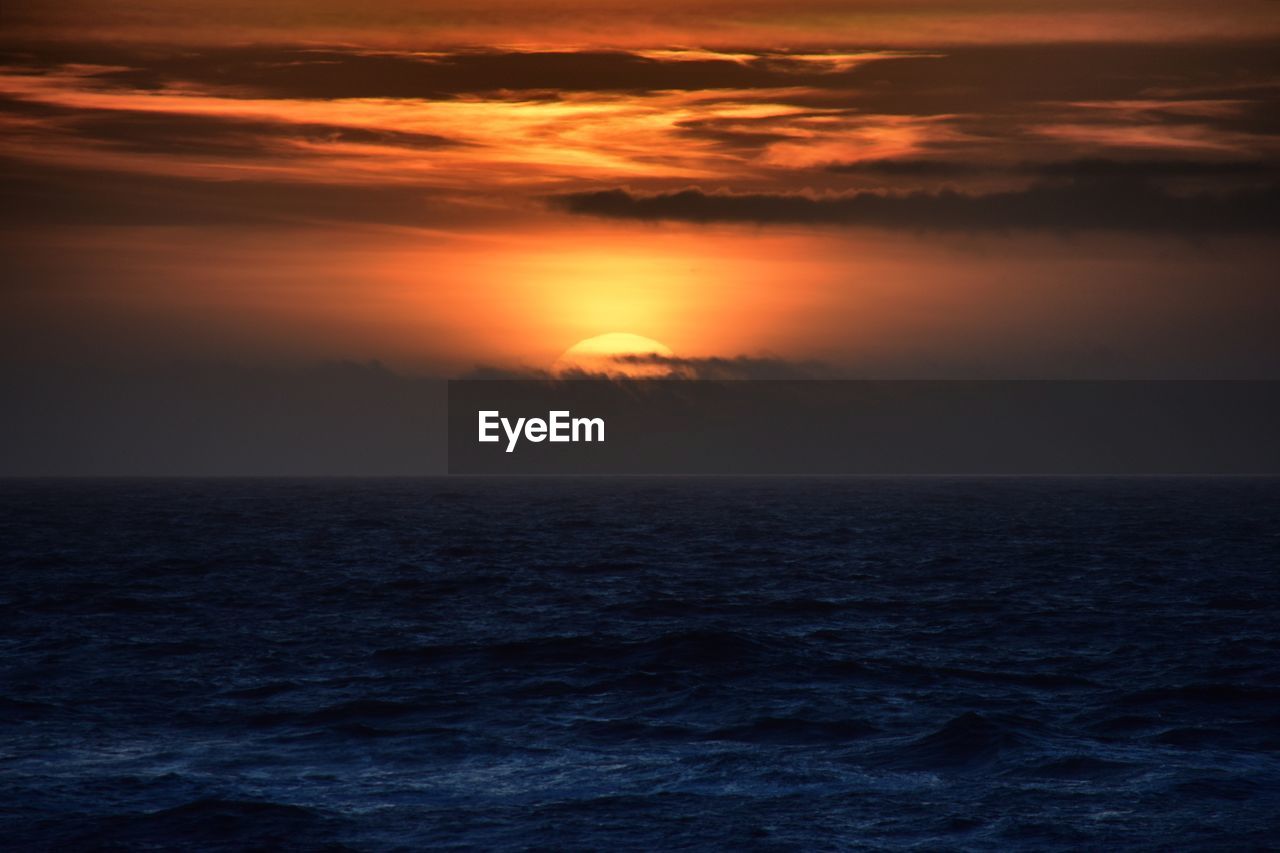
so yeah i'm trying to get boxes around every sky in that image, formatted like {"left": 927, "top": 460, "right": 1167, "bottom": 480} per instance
{"left": 2, "top": 0, "right": 1279, "bottom": 395}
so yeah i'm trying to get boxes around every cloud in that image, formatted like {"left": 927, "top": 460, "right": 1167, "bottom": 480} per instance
{"left": 8, "top": 41, "right": 1272, "bottom": 108}
{"left": 62, "top": 110, "right": 460, "bottom": 158}
{"left": 611, "top": 353, "right": 837, "bottom": 379}
{"left": 2, "top": 40, "right": 1278, "bottom": 235}
{"left": 1029, "top": 158, "right": 1280, "bottom": 178}
{"left": 4, "top": 41, "right": 1277, "bottom": 190}
{"left": 0, "top": 43, "right": 927, "bottom": 100}
{"left": 826, "top": 159, "right": 989, "bottom": 176}
{"left": 457, "top": 365, "right": 556, "bottom": 380}
{"left": 828, "top": 157, "right": 1280, "bottom": 179}
{"left": 549, "top": 180, "right": 1280, "bottom": 233}
{"left": 0, "top": 157, "right": 475, "bottom": 228}
{"left": 459, "top": 355, "right": 835, "bottom": 380}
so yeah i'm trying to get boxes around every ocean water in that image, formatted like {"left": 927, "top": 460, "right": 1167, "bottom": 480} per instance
{"left": 1, "top": 478, "right": 1278, "bottom": 851}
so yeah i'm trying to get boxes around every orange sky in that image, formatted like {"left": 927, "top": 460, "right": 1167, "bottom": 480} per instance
{"left": 1, "top": 3, "right": 1278, "bottom": 378}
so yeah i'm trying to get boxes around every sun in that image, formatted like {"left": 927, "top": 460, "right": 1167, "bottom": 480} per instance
{"left": 552, "top": 332, "right": 675, "bottom": 378}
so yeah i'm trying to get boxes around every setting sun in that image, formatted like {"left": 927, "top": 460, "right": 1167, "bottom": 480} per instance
{"left": 552, "top": 332, "right": 675, "bottom": 377}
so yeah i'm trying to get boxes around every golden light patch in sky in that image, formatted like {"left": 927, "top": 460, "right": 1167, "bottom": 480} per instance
{"left": 369, "top": 224, "right": 832, "bottom": 371}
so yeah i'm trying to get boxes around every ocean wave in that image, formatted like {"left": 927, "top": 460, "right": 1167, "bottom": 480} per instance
{"left": 872, "top": 712, "right": 1038, "bottom": 772}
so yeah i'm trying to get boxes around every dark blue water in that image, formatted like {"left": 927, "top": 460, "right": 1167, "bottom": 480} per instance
{"left": 2, "top": 478, "right": 1278, "bottom": 850}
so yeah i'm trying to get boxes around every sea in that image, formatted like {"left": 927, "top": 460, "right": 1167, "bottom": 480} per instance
{"left": 1, "top": 478, "right": 1278, "bottom": 850}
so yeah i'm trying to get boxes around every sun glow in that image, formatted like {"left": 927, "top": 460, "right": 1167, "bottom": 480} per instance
{"left": 552, "top": 333, "right": 675, "bottom": 377}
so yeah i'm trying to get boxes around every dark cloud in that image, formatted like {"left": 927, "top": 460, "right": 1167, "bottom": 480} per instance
{"left": 613, "top": 354, "right": 837, "bottom": 379}
{"left": 458, "top": 365, "right": 556, "bottom": 380}
{"left": 459, "top": 355, "right": 835, "bottom": 381}
{"left": 550, "top": 181, "right": 1280, "bottom": 233}
{"left": 671, "top": 120, "right": 803, "bottom": 154}
{"left": 0, "top": 93, "right": 70, "bottom": 117}
{"left": 1031, "top": 158, "right": 1280, "bottom": 179}
{"left": 0, "top": 42, "right": 926, "bottom": 99}
{"left": 828, "top": 157, "right": 1280, "bottom": 179}
{"left": 0, "top": 94, "right": 460, "bottom": 158}
{"left": 0, "top": 157, "right": 475, "bottom": 229}
{"left": 827, "top": 159, "right": 990, "bottom": 176}
{"left": 62, "top": 110, "right": 459, "bottom": 158}
{"left": 821, "top": 41, "right": 1280, "bottom": 115}
{"left": 8, "top": 40, "right": 1274, "bottom": 106}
